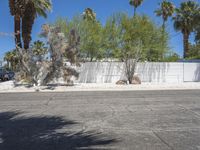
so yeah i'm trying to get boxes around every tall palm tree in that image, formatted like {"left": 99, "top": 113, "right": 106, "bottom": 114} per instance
{"left": 129, "top": 0, "right": 143, "bottom": 17}
{"left": 173, "top": 1, "right": 200, "bottom": 58}
{"left": 83, "top": 8, "right": 96, "bottom": 22}
{"left": 22, "top": 0, "right": 52, "bottom": 49}
{"left": 9, "top": 0, "right": 51, "bottom": 49}
{"left": 9, "top": 0, "right": 26, "bottom": 48}
{"left": 155, "top": 0, "right": 175, "bottom": 31}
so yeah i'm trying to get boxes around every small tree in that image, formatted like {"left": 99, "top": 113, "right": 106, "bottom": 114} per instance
{"left": 15, "top": 24, "right": 80, "bottom": 86}
{"left": 116, "top": 15, "right": 169, "bottom": 83}
{"left": 123, "top": 41, "right": 142, "bottom": 84}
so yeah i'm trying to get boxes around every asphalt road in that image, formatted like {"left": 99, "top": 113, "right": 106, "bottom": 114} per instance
{"left": 0, "top": 90, "right": 200, "bottom": 150}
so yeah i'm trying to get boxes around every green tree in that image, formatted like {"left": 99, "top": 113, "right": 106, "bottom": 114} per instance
{"left": 102, "top": 13, "right": 126, "bottom": 59}
{"left": 54, "top": 13, "right": 169, "bottom": 63}
{"left": 120, "top": 15, "right": 168, "bottom": 61}
{"left": 129, "top": 0, "right": 144, "bottom": 16}
{"left": 54, "top": 15, "right": 103, "bottom": 61}
{"left": 187, "top": 43, "right": 200, "bottom": 59}
{"left": 163, "top": 51, "right": 180, "bottom": 62}
{"left": 81, "top": 20, "right": 103, "bottom": 61}
{"left": 116, "top": 15, "right": 169, "bottom": 83}
{"left": 173, "top": 1, "right": 200, "bottom": 58}
{"left": 81, "top": 8, "right": 103, "bottom": 61}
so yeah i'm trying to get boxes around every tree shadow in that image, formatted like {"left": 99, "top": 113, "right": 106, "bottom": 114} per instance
{"left": 0, "top": 111, "right": 116, "bottom": 150}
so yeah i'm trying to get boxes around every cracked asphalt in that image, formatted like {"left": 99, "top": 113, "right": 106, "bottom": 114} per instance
{"left": 0, "top": 90, "right": 200, "bottom": 150}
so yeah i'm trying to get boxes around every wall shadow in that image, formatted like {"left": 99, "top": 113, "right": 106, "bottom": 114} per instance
{"left": 137, "top": 62, "right": 169, "bottom": 82}
{"left": 194, "top": 63, "right": 200, "bottom": 82}
{"left": 0, "top": 111, "right": 116, "bottom": 150}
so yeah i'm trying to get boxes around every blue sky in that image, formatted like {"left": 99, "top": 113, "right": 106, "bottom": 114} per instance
{"left": 0, "top": 0, "right": 198, "bottom": 60}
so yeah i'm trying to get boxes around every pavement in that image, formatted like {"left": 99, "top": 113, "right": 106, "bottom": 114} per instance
{"left": 0, "top": 90, "right": 200, "bottom": 150}
{"left": 0, "top": 81, "right": 200, "bottom": 92}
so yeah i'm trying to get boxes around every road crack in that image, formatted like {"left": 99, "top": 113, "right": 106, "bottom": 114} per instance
{"left": 178, "top": 104, "right": 200, "bottom": 118}
{"left": 152, "top": 131, "right": 174, "bottom": 150}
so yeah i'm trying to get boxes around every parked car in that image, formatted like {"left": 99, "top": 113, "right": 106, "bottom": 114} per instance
{"left": 0, "top": 68, "right": 15, "bottom": 81}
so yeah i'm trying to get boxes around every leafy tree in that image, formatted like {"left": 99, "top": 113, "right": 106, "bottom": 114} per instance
{"left": 120, "top": 15, "right": 168, "bottom": 61}
{"left": 173, "top": 1, "right": 200, "bottom": 58}
{"left": 81, "top": 8, "right": 103, "bottom": 61}
{"left": 54, "top": 12, "right": 103, "bottom": 61}
{"left": 112, "top": 14, "right": 169, "bottom": 83}
{"left": 80, "top": 20, "right": 103, "bottom": 61}
{"left": 163, "top": 51, "right": 180, "bottom": 62}
{"left": 129, "top": 0, "right": 144, "bottom": 16}
{"left": 102, "top": 13, "right": 125, "bottom": 59}
{"left": 54, "top": 13, "right": 169, "bottom": 63}
{"left": 187, "top": 43, "right": 200, "bottom": 59}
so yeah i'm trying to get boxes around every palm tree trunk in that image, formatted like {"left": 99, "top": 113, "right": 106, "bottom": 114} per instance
{"left": 90, "top": 57, "right": 93, "bottom": 62}
{"left": 14, "top": 14, "right": 22, "bottom": 48}
{"left": 162, "top": 20, "right": 166, "bottom": 33}
{"left": 134, "top": 7, "right": 137, "bottom": 17}
{"left": 22, "top": 17, "right": 33, "bottom": 50}
{"left": 161, "top": 20, "right": 166, "bottom": 60}
{"left": 22, "top": 2, "right": 36, "bottom": 50}
{"left": 183, "top": 31, "right": 189, "bottom": 58}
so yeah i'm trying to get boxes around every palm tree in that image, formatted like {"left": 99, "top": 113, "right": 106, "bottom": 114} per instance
{"left": 173, "top": 1, "right": 200, "bottom": 58}
{"left": 129, "top": 0, "right": 143, "bottom": 17}
{"left": 31, "top": 40, "right": 47, "bottom": 61}
{"left": 83, "top": 8, "right": 96, "bottom": 22}
{"left": 4, "top": 51, "right": 12, "bottom": 68}
{"left": 4, "top": 50, "right": 19, "bottom": 70}
{"left": 155, "top": 0, "right": 175, "bottom": 31}
{"left": 9, "top": 0, "right": 26, "bottom": 48}
{"left": 9, "top": 0, "right": 51, "bottom": 49}
{"left": 22, "top": 0, "right": 52, "bottom": 49}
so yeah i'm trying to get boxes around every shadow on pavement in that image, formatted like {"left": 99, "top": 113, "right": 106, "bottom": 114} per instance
{"left": 0, "top": 111, "right": 116, "bottom": 150}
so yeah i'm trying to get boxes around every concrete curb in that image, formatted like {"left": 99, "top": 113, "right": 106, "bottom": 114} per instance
{"left": 0, "top": 85, "right": 200, "bottom": 93}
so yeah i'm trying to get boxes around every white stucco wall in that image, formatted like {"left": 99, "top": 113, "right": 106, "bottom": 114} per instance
{"left": 183, "top": 63, "right": 200, "bottom": 82}
{"left": 76, "top": 62, "right": 200, "bottom": 83}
